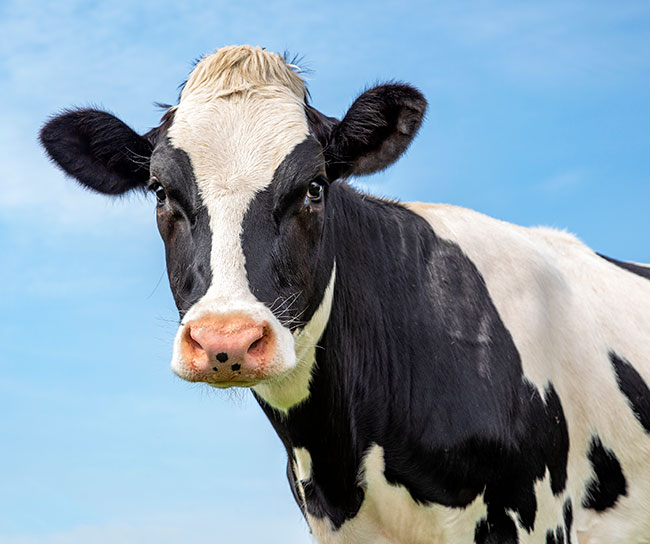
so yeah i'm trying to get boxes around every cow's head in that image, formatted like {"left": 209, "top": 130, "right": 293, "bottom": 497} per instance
{"left": 40, "top": 46, "right": 426, "bottom": 409}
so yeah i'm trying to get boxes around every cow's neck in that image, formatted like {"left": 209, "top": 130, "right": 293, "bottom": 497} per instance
{"left": 254, "top": 182, "right": 571, "bottom": 536}
{"left": 255, "top": 182, "right": 459, "bottom": 526}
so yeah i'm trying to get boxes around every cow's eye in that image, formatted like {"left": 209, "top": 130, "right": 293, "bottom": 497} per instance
{"left": 149, "top": 178, "right": 167, "bottom": 205}
{"left": 306, "top": 181, "right": 323, "bottom": 203}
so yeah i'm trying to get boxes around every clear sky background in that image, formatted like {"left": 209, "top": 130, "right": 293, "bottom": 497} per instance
{"left": 1, "top": 1, "right": 649, "bottom": 543}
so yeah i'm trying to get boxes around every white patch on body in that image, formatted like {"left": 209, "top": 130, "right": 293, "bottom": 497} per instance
{"left": 507, "top": 470, "right": 571, "bottom": 540}
{"left": 166, "top": 46, "right": 311, "bottom": 383}
{"left": 292, "top": 446, "right": 313, "bottom": 505}
{"left": 293, "top": 447, "right": 313, "bottom": 481}
{"left": 294, "top": 444, "right": 488, "bottom": 544}
{"left": 406, "top": 202, "right": 650, "bottom": 543}
{"left": 255, "top": 265, "right": 336, "bottom": 412}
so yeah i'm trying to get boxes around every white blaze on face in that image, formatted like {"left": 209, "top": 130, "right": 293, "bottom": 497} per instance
{"left": 166, "top": 46, "right": 313, "bottom": 385}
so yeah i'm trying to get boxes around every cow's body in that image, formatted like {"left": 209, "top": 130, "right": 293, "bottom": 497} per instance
{"left": 40, "top": 46, "right": 650, "bottom": 543}
{"left": 259, "top": 194, "right": 650, "bottom": 544}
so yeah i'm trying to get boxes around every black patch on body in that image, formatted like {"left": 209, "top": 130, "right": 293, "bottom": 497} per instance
{"left": 240, "top": 147, "right": 572, "bottom": 532}
{"left": 545, "top": 527, "right": 565, "bottom": 544}
{"left": 610, "top": 352, "right": 650, "bottom": 433}
{"left": 149, "top": 139, "right": 212, "bottom": 316}
{"left": 598, "top": 253, "right": 650, "bottom": 281}
{"left": 474, "top": 508, "right": 519, "bottom": 544}
{"left": 563, "top": 499, "right": 573, "bottom": 541}
{"left": 286, "top": 457, "right": 306, "bottom": 518}
{"left": 582, "top": 436, "right": 627, "bottom": 512}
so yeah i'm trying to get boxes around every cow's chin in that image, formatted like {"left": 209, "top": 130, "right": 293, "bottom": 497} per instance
{"left": 169, "top": 302, "right": 298, "bottom": 389}
{"left": 175, "top": 347, "right": 298, "bottom": 390}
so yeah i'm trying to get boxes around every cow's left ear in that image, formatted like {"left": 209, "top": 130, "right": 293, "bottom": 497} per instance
{"left": 39, "top": 108, "right": 153, "bottom": 195}
{"left": 324, "top": 84, "right": 427, "bottom": 179}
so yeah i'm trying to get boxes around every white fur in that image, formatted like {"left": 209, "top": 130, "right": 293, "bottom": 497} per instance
{"left": 290, "top": 204, "right": 650, "bottom": 543}
{"left": 293, "top": 446, "right": 313, "bottom": 505}
{"left": 406, "top": 202, "right": 650, "bottom": 543}
{"left": 294, "top": 444, "right": 488, "bottom": 544}
{"left": 162, "top": 46, "right": 650, "bottom": 542}
{"left": 166, "top": 47, "right": 311, "bottom": 384}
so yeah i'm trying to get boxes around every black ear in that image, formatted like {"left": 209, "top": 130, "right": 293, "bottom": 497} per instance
{"left": 39, "top": 108, "right": 153, "bottom": 195}
{"left": 324, "top": 84, "right": 427, "bottom": 179}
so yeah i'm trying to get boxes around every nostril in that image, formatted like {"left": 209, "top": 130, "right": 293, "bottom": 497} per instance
{"left": 186, "top": 327, "right": 204, "bottom": 355}
{"left": 247, "top": 326, "right": 269, "bottom": 357}
{"left": 249, "top": 337, "right": 263, "bottom": 352}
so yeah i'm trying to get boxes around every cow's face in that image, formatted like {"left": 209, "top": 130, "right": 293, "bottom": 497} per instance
{"left": 40, "top": 46, "right": 426, "bottom": 406}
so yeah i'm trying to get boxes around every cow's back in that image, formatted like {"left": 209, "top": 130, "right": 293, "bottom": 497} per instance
{"left": 407, "top": 202, "right": 650, "bottom": 543}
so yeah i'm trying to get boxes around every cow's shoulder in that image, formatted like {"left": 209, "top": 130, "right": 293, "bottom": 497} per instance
{"left": 405, "top": 201, "right": 650, "bottom": 542}
{"left": 405, "top": 201, "right": 587, "bottom": 268}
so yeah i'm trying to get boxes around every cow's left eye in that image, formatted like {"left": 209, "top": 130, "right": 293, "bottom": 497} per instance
{"left": 306, "top": 181, "right": 323, "bottom": 203}
{"left": 148, "top": 178, "right": 167, "bottom": 205}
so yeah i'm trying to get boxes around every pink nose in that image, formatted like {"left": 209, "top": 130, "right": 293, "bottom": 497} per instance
{"left": 180, "top": 315, "right": 274, "bottom": 383}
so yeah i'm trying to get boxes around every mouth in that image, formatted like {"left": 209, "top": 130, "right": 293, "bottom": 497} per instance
{"left": 204, "top": 378, "right": 260, "bottom": 389}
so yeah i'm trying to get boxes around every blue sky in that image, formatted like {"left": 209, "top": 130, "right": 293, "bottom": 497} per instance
{"left": 1, "top": 1, "right": 649, "bottom": 542}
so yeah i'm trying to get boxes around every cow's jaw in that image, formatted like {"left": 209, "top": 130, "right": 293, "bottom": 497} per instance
{"left": 253, "top": 264, "right": 336, "bottom": 411}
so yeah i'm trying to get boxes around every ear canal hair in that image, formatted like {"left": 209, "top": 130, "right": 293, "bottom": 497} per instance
{"left": 39, "top": 108, "right": 153, "bottom": 195}
{"left": 324, "top": 83, "right": 427, "bottom": 179}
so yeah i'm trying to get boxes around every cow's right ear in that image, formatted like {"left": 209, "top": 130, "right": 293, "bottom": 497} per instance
{"left": 321, "top": 84, "right": 427, "bottom": 180}
{"left": 39, "top": 108, "right": 152, "bottom": 195}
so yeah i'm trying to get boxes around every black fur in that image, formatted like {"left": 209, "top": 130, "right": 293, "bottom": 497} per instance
{"left": 241, "top": 138, "right": 333, "bottom": 331}
{"left": 304, "top": 105, "right": 338, "bottom": 149}
{"left": 563, "top": 499, "right": 573, "bottom": 542}
{"left": 598, "top": 253, "right": 650, "bottom": 281}
{"left": 582, "top": 436, "right": 627, "bottom": 512}
{"left": 149, "top": 139, "right": 212, "bottom": 316}
{"left": 42, "top": 59, "right": 580, "bottom": 539}
{"left": 474, "top": 507, "right": 519, "bottom": 544}
{"left": 286, "top": 456, "right": 306, "bottom": 519}
{"left": 39, "top": 109, "right": 152, "bottom": 194}
{"left": 305, "top": 84, "right": 427, "bottom": 180}
{"left": 610, "top": 352, "right": 650, "bottom": 433}
{"left": 545, "top": 527, "right": 565, "bottom": 544}
{"left": 242, "top": 173, "right": 571, "bottom": 532}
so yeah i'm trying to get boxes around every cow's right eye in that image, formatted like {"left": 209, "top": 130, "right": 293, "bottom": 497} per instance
{"left": 149, "top": 178, "right": 167, "bottom": 205}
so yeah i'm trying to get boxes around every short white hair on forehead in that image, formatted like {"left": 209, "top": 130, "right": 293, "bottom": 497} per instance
{"left": 180, "top": 45, "right": 307, "bottom": 103}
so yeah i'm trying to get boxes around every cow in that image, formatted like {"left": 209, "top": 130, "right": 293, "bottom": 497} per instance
{"left": 40, "top": 45, "right": 650, "bottom": 543}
